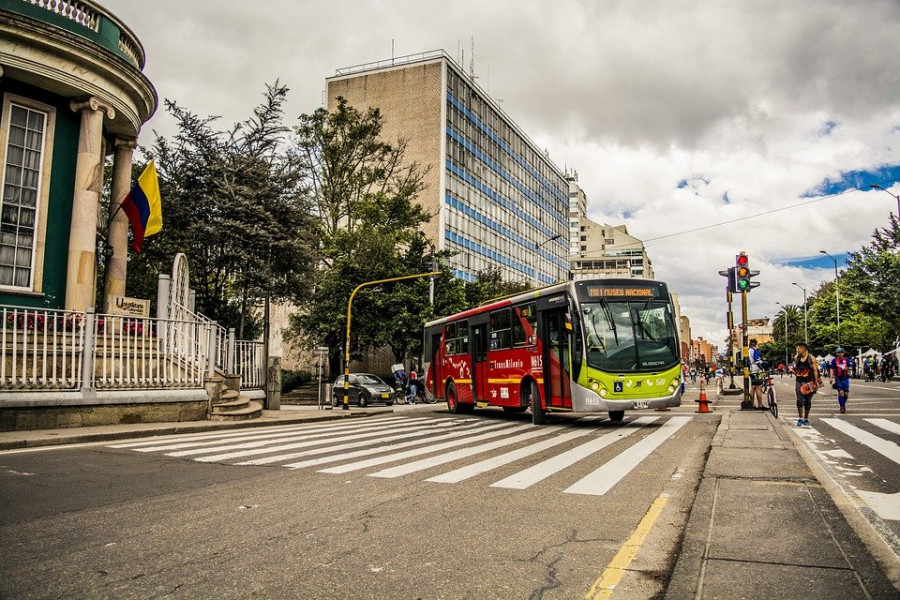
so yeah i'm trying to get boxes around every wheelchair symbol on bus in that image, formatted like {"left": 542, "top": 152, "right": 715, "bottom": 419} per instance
{"left": 614, "top": 381, "right": 623, "bottom": 393}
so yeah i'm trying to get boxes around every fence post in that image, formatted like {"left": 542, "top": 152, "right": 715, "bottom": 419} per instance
{"left": 157, "top": 274, "right": 170, "bottom": 354}
{"left": 80, "top": 308, "right": 96, "bottom": 393}
{"left": 207, "top": 321, "right": 218, "bottom": 377}
{"left": 227, "top": 328, "right": 236, "bottom": 374}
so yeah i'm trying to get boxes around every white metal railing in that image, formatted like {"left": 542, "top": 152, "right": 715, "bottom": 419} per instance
{"left": 0, "top": 305, "right": 266, "bottom": 392}
{"left": 0, "top": 306, "right": 213, "bottom": 392}
{"left": 1, "top": 306, "right": 85, "bottom": 390}
{"left": 235, "top": 340, "right": 264, "bottom": 388}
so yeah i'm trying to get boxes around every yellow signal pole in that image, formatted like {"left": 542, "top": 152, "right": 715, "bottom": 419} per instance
{"left": 342, "top": 272, "right": 441, "bottom": 410}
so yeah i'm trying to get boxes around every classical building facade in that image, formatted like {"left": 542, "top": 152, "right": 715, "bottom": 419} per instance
{"left": 0, "top": 0, "right": 157, "bottom": 311}
{"left": 570, "top": 219, "right": 655, "bottom": 280}
{"left": 326, "top": 51, "right": 569, "bottom": 286}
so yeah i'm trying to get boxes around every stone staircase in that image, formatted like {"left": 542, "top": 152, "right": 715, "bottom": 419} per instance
{"left": 209, "top": 374, "right": 263, "bottom": 421}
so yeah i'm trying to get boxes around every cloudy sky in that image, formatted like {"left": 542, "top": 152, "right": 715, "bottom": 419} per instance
{"left": 101, "top": 0, "right": 900, "bottom": 350}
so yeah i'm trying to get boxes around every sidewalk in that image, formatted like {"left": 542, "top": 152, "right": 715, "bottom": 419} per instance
{"left": 666, "top": 387, "right": 900, "bottom": 599}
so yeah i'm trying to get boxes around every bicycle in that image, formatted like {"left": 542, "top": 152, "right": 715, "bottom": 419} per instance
{"left": 760, "top": 371, "right": 777, "bottom": 418}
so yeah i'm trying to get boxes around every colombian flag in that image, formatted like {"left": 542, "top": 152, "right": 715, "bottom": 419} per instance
{"left": 121, "top": 160, "right": 162, "bottom": 252}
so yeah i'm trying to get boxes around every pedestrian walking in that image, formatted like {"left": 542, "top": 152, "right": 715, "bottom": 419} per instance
{"left": 794, "top": 343, "right": 822, "bottom": 427}
{"left": 406, "top": 371, "right": 418, "bottom": 404}
{"left": 828, "top": 347, "right": 852, "bottom": 413}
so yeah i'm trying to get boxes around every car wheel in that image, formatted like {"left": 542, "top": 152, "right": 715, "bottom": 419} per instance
{"left": 358, "top": 392, "right": 368, "bottom": 408}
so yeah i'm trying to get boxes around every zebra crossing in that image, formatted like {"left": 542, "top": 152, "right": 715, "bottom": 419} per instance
{"left": 107, "top": 414, "right": 693, "bottom": 497}
{"left": 791, "top": 416, "right": 900, "bottom": 523}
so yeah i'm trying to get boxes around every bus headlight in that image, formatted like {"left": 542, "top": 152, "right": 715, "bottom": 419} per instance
{"left": 591, "top": 381, "right": 600, "bottom": 391}
{"left": 599, "top": 387, "right": 608, "bottom": 397}
{"left": 668, "top": 378, "right": 680, "bottom": 393}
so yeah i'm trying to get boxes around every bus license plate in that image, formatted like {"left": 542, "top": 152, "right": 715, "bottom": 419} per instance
{"left": 633, "top": 401, "right": 649, "bottom": 409}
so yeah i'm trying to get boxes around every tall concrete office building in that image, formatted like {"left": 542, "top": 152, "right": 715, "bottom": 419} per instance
{"left": 326, "top": 51, "right": 569, "bottom": 285}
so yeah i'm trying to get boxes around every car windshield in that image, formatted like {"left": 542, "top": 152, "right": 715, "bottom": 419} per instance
{"left": 357, "top": 374, "right": 384, "bottom": 385}
{"left": 582, "top": 300, "right": 679, "bottom": 372}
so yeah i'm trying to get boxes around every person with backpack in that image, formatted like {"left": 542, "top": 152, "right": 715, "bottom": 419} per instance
{"left": 794, "top": 343, "right": 822, "bottom": 427}
{"left": 828, "top": 347, "right": 852, "bottom": 413}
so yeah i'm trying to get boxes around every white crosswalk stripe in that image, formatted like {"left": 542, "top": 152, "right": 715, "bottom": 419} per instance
{"left": 821, "top": 418, "right": 900, "bottom": 465}
{"left": 490, "top": 416, "right": 658, "bottom": 490}
{"left": 106, "top": 415, "right": 693, "bottom": 497}
{"left": 867, "top": 418, "right": 900, "bottom": 436}
{"left": 793, "top": 416, "right": 900, "bottom": 524}
{"left": 564, "top": 416, "right": 691, "bottom": 496}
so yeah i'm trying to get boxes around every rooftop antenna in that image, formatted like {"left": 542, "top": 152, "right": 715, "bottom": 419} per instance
{"left": 469, "top": 35, "right": 476, "bottom": 79}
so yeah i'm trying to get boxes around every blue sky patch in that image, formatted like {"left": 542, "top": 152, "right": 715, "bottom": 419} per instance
{"left": 776, "top": 253, "right": 851, "bottom": 270}
{"left": 803, "top": 164, "right": 900, "bottom": 197}
{"left": 818, "top": 120, "right": 838, "bottom": 136}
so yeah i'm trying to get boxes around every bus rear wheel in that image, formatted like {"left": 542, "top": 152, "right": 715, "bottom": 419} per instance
{"left": 608, "top": 411, "right": 624, "bottom": 423}
{"left": 528, "top": 382, "right": 546, "bottom": 425}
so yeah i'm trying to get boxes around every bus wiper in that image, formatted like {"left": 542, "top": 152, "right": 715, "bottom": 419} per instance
{"left": 600, "top": 300, "right": 618, "bottom": 345}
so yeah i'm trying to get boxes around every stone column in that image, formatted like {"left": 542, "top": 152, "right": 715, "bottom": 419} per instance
{"left": 65, "top": 97, "right": 115, "bottom": 311}
{"left": 103, "top": 136, "right": 136, "bottom": 311}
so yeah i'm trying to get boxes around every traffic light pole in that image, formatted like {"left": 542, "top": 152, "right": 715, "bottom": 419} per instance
{"left": 726, "top": 289, "right": 737, "bottom": 389}
{"left": 741, "top": 288, "right": 750, "bottom": 406}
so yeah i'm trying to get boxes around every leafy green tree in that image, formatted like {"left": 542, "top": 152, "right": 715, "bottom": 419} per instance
{"left": 464, "top": 267, "right": 531, "bottom": 307}
{"left": 841, "top": 215, "right": 900, "bottom": 346}
{"left": 129, "top": 82, "right": 316, "bottom": 336}
{"left": 288, "top": 99, "right": 466, "bottom": 376}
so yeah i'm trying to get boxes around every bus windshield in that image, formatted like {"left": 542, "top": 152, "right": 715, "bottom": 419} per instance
{"left": 582, "top": 300, "right": 679, "bottom": 372}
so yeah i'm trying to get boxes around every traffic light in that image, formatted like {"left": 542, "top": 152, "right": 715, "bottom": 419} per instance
{"left": 734, "top": 252, "right": 760, "bottom": 292}
{"left": 726, "top": 267, "right": 737, "bottom": 294}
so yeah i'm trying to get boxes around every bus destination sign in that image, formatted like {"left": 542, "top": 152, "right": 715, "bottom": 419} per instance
{"left": 586, "top": 286, "right": 658, "bottom": 298}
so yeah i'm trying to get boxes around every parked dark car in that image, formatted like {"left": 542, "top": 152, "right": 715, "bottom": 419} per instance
{"left": 331, "top": 373, "right": 394, "bottom": 407}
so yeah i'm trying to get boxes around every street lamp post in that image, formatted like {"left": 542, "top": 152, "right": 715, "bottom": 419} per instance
{"left": 775, "top": 301, "right": 789, "bottom": 367}
{"left": 870, "top": 184, "right": 900, "bottom": 217}
{"left": 819, "top": 250, "right": 840, "bottom": 344}
{"left": 792, "top": 282, "right": 808, "bottom": 344}
{"left": 533, "top": 234, "right": 563, "bottom": 288}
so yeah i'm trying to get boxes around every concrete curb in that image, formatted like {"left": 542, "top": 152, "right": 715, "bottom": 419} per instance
{"left": 0, "top": 409, "right": 387, "bottom": 451}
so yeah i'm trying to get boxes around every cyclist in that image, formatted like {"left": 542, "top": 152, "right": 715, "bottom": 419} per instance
{"left": 749, "top": 339, "right": 765, "bottom": 410}
{"left": 828, "top": 347, "right": 852, "bottom": 413}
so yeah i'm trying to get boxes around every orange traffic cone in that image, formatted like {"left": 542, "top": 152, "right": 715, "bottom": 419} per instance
{"left": 695, "top": 380, "right": 711, "bottom": 413}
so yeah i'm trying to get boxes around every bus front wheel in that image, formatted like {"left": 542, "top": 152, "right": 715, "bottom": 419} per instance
{"left": 528, "top": 382, "right": 546, "bottom": 425}
{"left": 608, "top": 410, "right": 624, "bottom": 423}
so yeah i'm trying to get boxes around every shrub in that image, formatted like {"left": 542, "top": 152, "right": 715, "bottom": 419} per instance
{"left": 281, "top": 369, "right": 312, "bottom": 393}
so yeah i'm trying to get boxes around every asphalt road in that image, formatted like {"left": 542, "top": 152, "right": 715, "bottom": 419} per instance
{"left": 0, "top": 408, "right": 719, "bottom": 599}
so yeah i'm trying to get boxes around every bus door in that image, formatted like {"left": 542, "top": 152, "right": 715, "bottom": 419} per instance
{"left": 472, "top": 323, "right": 490, "bottom": 402}
{"left": 427, "top": 331, "right": 442, "bottom": 396}
{"left": 542, "top": 308, "right": 572, "bottom": 408}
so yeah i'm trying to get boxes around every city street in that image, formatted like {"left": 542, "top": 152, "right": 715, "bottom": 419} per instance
{"left": 1, "top": 409, "right": 719, "bottom": 599}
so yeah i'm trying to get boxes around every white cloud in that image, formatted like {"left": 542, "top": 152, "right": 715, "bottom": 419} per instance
{"left": 102, "top": 0, "right": 900, "bottom": 348}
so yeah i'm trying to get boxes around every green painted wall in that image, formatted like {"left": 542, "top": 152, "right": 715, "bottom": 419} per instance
{"left": 0, "top": 79, "right": 77, "bottom": 310}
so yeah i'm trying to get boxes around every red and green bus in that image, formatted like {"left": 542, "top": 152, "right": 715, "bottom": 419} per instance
{"left": 423, "top": 279, "right": 683, "bottom": 424}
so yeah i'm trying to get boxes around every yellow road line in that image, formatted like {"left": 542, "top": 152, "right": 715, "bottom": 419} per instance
{"left": 585, "top": 494, "right": 668, "bottom": 600}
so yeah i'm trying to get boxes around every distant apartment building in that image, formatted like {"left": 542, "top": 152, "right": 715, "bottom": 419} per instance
{"left": 326, "top": 51, "right": 569, "bottom": 285}
{"left": 732, "top": 319, "right": 775, "bottom": 346}
{"left": 570, "top": 219, "right": 655, "bottom": 280}
{"left": 567, "top": 173, "right": 587, "bottom": 259}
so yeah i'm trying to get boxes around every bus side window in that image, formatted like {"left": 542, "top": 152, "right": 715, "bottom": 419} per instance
{"left": 458, "top": 320, "right": 469, "bottom": 353}
{"left": 490, "top": 309, "right": 511, "bottom": 350}
{"left": 513, "top": 303, "right": 537, "bottom": 347}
